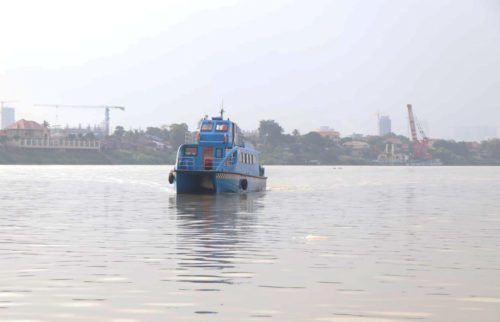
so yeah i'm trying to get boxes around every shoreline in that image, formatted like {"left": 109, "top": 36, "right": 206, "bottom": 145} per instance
{"left": 1, "top": 148, "right": 499, "bottom": 166}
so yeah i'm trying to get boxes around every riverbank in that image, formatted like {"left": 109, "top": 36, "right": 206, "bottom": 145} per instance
{"left": 0, "top": 148, "right": 175, "bottom": 165}
{"left": 1, "top": 147, "right": 500, "bottom": 165}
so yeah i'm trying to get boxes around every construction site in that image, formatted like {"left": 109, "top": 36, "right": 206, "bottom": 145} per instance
{"left": 0, "top": 103, "right": 125, "bottom": 151}
{"left": 0, "top": 101, "right": 183, "bottom": 164}
{"left": 376, "top": 104, "right": 442, "bottom": 165}
{"left": 0, "top": 101, "right": 497, "bottom": 165}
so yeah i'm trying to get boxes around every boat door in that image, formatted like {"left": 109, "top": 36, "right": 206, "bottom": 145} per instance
{"left": 203, "top": 146, "right": 213, "bottom": 170}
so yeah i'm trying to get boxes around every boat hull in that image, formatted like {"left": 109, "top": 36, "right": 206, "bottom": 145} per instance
{"left": 175, "top": 170, "right": 266, "bottom": 194}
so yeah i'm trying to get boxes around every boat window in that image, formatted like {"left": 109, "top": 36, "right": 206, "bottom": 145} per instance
{"left": 215, "top": 123, "right": 229, "bottom": 132}
{"left": 215, "top": 148, "right": 222, "bottom": 158}
{"left": 200, "top": 122, "right": 213, "bottom": 132}
{"left": 184, "top": 146, "right": 198, "bottom": 156}
{"left": 251, "top": 155, "right": 254, "bottom": 164}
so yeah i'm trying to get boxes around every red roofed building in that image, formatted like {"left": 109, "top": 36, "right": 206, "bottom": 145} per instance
{"left": 6, "top": 119, "right": 49, "bottom": 139}
{"left": 316, "top": 126, "right": 340, "bottom": 142}
{"left": 4, "top": 120, "right": 100, "bottom": 150}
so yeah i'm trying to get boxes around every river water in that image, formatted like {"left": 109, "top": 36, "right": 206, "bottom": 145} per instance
{"left": 0, "top": 166, "right": 499, "bottom": 322}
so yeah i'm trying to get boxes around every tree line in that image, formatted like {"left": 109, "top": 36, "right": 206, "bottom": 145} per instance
{"left": 111, "top": 120, "right": 500, "bottom": 165}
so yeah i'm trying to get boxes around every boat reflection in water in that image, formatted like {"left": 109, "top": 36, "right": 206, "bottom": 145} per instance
{"left": 169, "top": 193, "right": 274, "bottom": 289}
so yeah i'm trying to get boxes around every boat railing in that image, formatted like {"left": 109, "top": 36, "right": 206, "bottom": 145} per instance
{"left": 176, "top": 155, "right": 235, "bottom": 171}
{"left": 177, "top": 157, "right": 196, "bottom": 170}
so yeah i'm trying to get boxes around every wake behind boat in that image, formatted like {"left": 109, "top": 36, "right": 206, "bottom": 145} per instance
{"left": 168, "top": 110, "right": 267, "bottom": 194}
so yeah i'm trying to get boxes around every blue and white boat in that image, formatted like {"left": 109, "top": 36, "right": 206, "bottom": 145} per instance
{"left": 168, "top": 111, "right": 267, "bottom": 194}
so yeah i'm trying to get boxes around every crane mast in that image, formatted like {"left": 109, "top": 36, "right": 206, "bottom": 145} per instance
{"left": 406, "top": 104, "right": 419, "bottom": 142}
{"left": 406, "top": 104, "right": 432, "bottom": 161}
{"left": 105, "top": 107, "right": 110, "bottom": 137}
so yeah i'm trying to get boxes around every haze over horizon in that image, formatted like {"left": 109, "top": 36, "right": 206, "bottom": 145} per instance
{"left": 1, "top": 0, "right": 499, "bottom": 139}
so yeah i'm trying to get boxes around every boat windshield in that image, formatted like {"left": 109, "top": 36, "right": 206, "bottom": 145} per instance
{"left": 200, "top": 122, "right": 213, "bottom": 132}
{"left": 215, "top": 123, "right": 228, "bottom": 132}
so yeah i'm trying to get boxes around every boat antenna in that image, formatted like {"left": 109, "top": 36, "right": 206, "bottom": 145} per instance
{"left": 220, "top": 99, "right": 225, "bottom": 119}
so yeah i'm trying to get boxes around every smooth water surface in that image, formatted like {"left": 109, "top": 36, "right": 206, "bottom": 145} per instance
{"left": 0, "top": 166, "right": 499, "bottom": 322}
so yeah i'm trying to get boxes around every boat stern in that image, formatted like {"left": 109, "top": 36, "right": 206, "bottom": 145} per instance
{"left": 171, "top": 170, "right": 266, "bottom": 194}
{"left": 175, "top": 170, "right": 217, "bottom": 194}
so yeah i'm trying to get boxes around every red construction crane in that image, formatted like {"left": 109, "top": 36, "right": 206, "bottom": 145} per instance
{"left": 406, "top": 104, "right": 432, "bottom": 160}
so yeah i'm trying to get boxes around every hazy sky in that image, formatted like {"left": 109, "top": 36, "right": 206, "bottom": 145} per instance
{"left": 1, "top": 0, "right": 499, "bottom": 138}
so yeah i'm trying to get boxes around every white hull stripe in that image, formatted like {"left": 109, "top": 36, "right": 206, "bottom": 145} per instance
{"left": 216, "top": 173, "right": 266, "bottom": 181}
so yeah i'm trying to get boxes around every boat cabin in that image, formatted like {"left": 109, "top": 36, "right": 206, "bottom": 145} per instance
{"left": 198, "top": 116, "right": 244, "bottom": 148}
{"left": 176, "top": 115, "right": 263, "bottom": 177}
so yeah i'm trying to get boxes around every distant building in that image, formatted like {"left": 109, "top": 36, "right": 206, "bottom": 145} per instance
{"left": 6, "top": 119, "right": 48, "bottom": 139}
{"left": 343, "top": 140, "right": 370, "bottom": 157}
{"left": 350, "top": 133, "right": 364, "bottom": 140}
{"left": 1, "top": 107, "right": 16, "bottom": 129}
{"left": 377, "top": 137, "right": 409, "bottom": 164}
{"left": 378, "top": 115, "right": 391, "bottom": 136}
{"left": 316, "top": 126, "right": 340, "bottom": 142}
{"left": 51, "top": 124, "right": 107, "bottom": 139}
{"left": 6, "top": 120, "right": 100, "bottom": 150}
{"left": 343, "top": 141, "right": 370, "bottom": 149}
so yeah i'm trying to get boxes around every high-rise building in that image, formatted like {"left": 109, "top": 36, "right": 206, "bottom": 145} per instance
{"left": 378, "top": 115, "right": 391, "bottom": 136}
{"left": 1, "top": 107, "right": 16, "bottom": 129}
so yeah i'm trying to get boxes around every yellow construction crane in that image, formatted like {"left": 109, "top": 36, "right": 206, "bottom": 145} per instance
{"left": 35, "top": 104, "right": 125, "bottom": 136}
